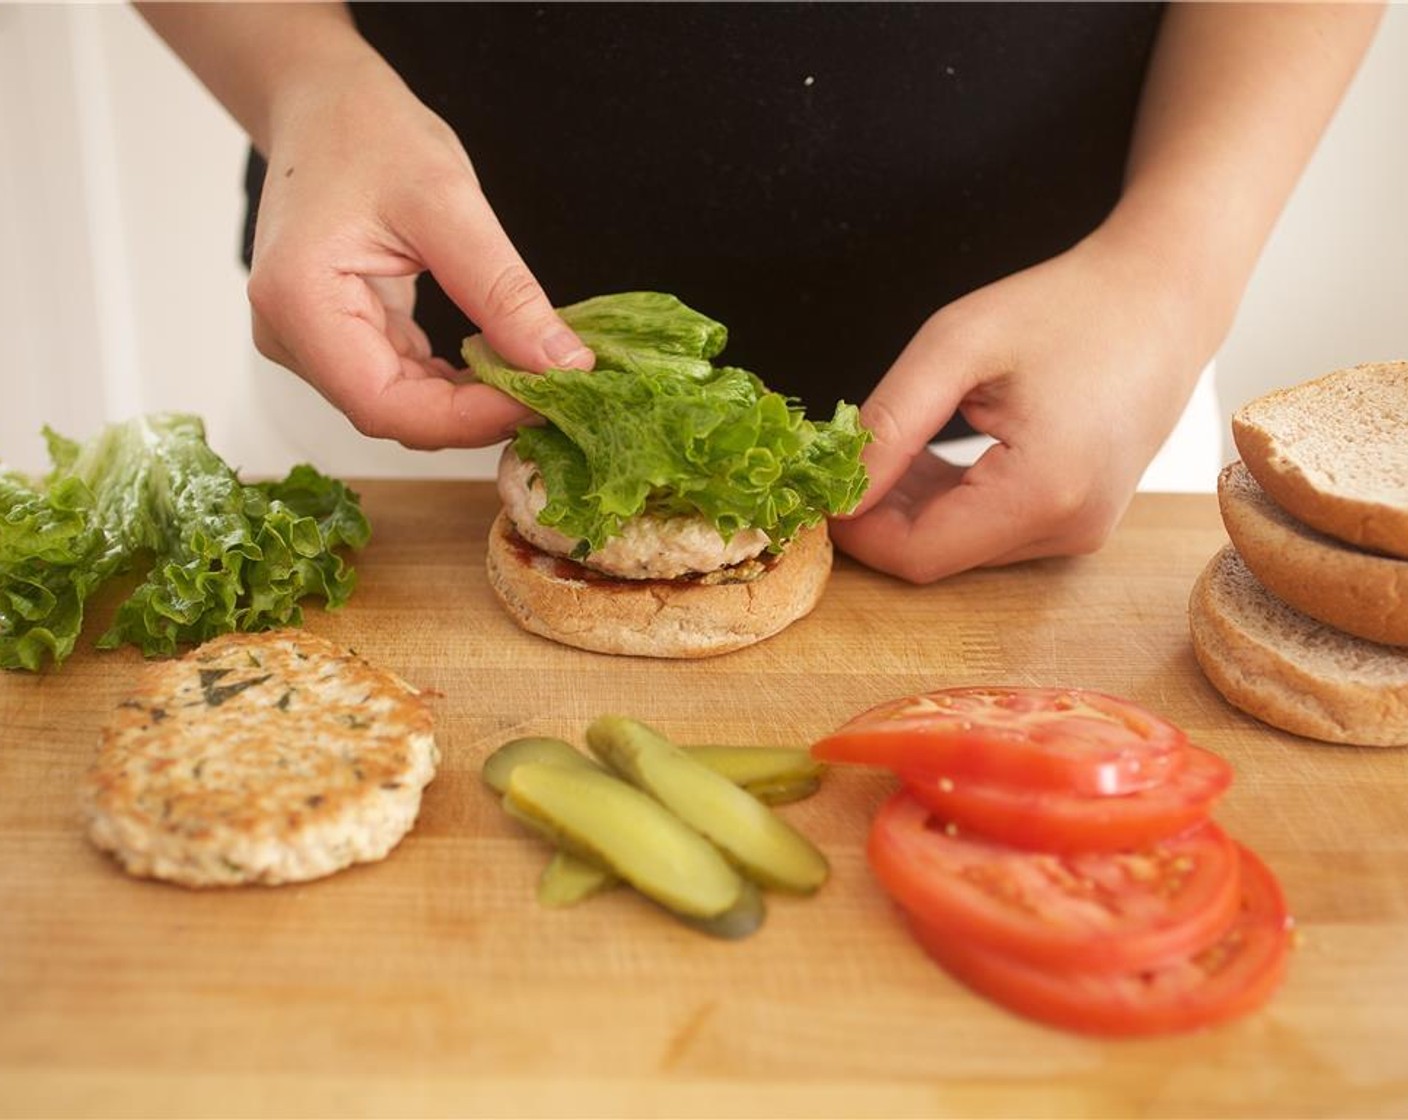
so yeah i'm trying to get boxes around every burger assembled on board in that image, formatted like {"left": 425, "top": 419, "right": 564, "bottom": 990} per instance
{"left": 463, "top": 292, "right": 871, "bottom": 658}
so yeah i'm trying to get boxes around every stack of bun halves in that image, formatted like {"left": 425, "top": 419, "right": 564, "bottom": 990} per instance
{"left": 1189, "top": 361, "right": 1408, "bottom": 747}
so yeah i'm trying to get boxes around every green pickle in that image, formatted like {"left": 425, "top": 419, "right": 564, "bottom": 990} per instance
{"left": 537, "top": 850, "right": 617, "bottom": 908}
{"left": 732, "top": 775, "right": 822, "bottom": 806}
{"left": 482, "top": 735, "right": 600, "bottom": 794}
{"left": 679, "top": 879, "right": 767, "bottom": 941}
{"left": 683, "top": 744, "right": 825, "bottom": 804}
{"left": 483, "top": 727, "right": 827, "bottom": 936}
{"left": 535, "top": 833, "right": 764, "bottom": 938}
{"left": 505, "top": 761, "right": 746, "bottom": 919}
{"left": 586, "top": 716, "right": 830, "bottom": 895}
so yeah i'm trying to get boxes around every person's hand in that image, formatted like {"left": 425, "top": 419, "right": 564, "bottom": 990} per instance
{"left": 829, "top": 230, "right": 1214, "bottom": 583}
{"left": 247, "top": 57, "right": 592, "bottom": 449}
{"left": 829, "top": 0, "right": 1385, "bottom": 586}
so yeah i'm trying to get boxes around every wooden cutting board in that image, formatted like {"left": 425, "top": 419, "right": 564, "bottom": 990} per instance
{"left": 3, "top": 482, "right": 1406, "bottom": 1118}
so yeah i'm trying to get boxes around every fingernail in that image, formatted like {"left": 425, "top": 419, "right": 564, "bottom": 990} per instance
{"left": 544, "top": 328, "right": 593, "bottom": 369}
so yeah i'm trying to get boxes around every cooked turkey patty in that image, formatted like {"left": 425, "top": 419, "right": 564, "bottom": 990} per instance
{"left": 497, "top": 446, "right": 770, "bottom": 579}
{"left": 81, "top": 630, "right": 438, "bottom": 888}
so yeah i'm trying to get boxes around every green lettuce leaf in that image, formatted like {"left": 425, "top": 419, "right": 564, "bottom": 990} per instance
{"left": 1, "top": 413, "right": 369, "bottom": 671}
{"left": 463, "top": 292, "right": 870, "bottom": 554}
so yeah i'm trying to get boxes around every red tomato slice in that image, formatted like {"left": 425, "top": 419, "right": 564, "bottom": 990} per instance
{"left": 812, "top": 687, "right": 1188, "bottom": 797}
{"left": 901, "top": 743, "right": 1234, "bottom": 854}
{"left": 867, "top": 791, "right": 1241, "bottom": 972}
{"left": 905, "top": 843, "right": 1293, "bottom": 1036}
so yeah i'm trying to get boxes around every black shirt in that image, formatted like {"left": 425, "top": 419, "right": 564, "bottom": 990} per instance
{"left": 243, "top": 2, "right": 1163, "bottom": 437}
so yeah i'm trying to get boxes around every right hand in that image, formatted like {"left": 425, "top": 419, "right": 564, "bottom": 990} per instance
{"left": 247, "top": 58, "right": 592, "bottom": 449}
{"left": 829, "top": 229, "right": 1213, "bottom": 583}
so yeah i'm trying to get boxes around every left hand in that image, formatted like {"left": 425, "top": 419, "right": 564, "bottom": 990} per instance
{"left": 829, "top": 229, "right": 1212, "bottom": 583}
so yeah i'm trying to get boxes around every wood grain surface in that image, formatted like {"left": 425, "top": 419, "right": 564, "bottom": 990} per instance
{"left": 3, "top": 482, "right": 1406, "bottom": 1119}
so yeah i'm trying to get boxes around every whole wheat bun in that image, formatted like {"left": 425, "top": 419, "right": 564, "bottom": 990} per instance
{"left": 485, "top": 510, "right": 833, "bottom": 658}
{"left": 1189, "top": 545, "right": 1408, "bottom": 746}
{"left": 1218, "top": 460, "right": 1408, "bottom": 646}
{"left": 1232, "top": 361, "right": 1408, "bottom": 559}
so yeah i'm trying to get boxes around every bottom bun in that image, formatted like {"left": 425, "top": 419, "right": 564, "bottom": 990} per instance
{"left": 486, "top": 511, "right": 833, "bottom": 658}
{"left": 1188, "top": 545, "right": 1408, "bottom": 746}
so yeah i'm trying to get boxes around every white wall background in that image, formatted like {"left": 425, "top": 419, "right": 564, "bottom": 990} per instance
{"left": 2, "top": 2, "right": 1405, "bottom": 484}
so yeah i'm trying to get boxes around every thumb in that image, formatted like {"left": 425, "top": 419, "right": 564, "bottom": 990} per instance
{"left": 849, "top": 321, "right": 974, "bottom": 517}
{"left": 405, "top": 180, "right": 593, "bottom": 373}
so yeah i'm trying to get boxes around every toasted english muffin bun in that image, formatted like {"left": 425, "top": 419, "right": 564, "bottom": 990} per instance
{"left": 1219, "top": 460, "right": 1408, "bottom": 646}
{"left": 81, "top": 630, "right": 438, "bottom": 887}
{"left": 1189, "top": 545, "right": 1408, "bottom": 746}
{"left": 1232, "top": 361, "right": 1408, "bottom": 559}
{"left": 485, "top": 510, "right": 833, "bottom": 658}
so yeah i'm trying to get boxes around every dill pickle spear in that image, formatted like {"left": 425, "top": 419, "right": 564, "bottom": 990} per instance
{"left": 482, "top": 735, "right": 599, "bottom": 794}
{"left": 684, "top": 745, "right": 824, "bottom": 804}
{"left": 537, "top": 850, "right": 617, "bottom": 907}
{"left": 678, "top": 879, "right": 767, "bottom": 940}
{"left": 735, "top": 775, "right": 822, "bottom": 806}
{"left": 586, "top": 716, "right": 830, "bottom": 895}
{"left": 505, "top": 761, "right": 745, "bottom": 919}
{"left": 533, "top": 825, "right": 765, "bottom": 938}
{"left": 533, "top": 848, "right": 765, "bottom": 938}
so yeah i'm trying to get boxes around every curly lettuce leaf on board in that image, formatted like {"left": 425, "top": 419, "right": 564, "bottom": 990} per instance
{"left": 1, "top": 414, "right": 369, "bottom": 671}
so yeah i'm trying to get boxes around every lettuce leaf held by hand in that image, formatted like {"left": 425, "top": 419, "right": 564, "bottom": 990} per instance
{"left": 463, "top": 291, "right": 871, "bottom": 554}
{"left": 0, "top": 414, "right": 369, "bottom": 671}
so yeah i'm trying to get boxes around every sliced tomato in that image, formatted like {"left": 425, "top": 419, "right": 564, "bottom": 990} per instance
{"left": 812, "top": 686, "right": 1188, "bottom": 797}
{"left": 901, "top": 743, "right": 1234, "bottom": 854}
{"left": 905, "top": 842, "right": 1293, "bottom": 1036}
{"left": 867, "top": 791, "right": 1241, "bottom": 972}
